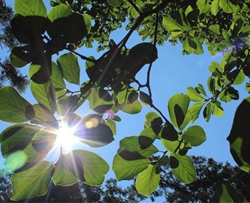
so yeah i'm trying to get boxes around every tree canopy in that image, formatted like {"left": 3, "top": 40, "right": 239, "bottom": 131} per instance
{"left": 1, "top": 0, "right": 250, "bottom": 201}
{"left": 0, "top": 0, "right": 28, "bottom": 92}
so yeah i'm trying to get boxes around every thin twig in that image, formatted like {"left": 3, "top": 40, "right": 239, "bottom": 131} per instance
{"left": 65, "top": 48, "right": 96, "bottom": 62}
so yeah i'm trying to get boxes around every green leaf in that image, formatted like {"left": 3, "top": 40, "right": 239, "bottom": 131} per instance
{"left": 32, "top": 126, "right": 57, "bottom": 154}
{"left": 161, "top": 126, "right": 182, "bottom": 153}
{"left": 163, "top": 17, "right": 188, "bottom": 32}
{"left": 118, "top": 136, "right": 158, "bottom": 158}
{"left": 233, "top": 69, "right": 245, "bottom": 85}
{"left": 209, "top": 24, "right": 220, "bottom": 35}
{"left": 220, "top": 0, "right": 239, "bottom": 13}
{"left": 139, "top": 128, "right": 158, "bottom": 149}
{"left": 112, "top": 154, "right": 149, "bottom": 180}
{"left": 213, "top": 104, "right": 224, "bottom": 117}
{"left": 135, "top": 164, "right": 160, "bottom": 197}
{"left": 10, "top": 161, "right": 53, "bottom": 201}
{"left": 15, "top": 0, "right": 47, "bottom": 17}
{"left": 211, "top": 0, "right": 220, "bottom": 15}
{"left": 89, "top": 87, "right": 113, "bottom": 114}
{"left": 0, "top": 86, "right": 35, "bottom": 123}
{"left": 54, "top": 150, "right": 109, "bottom": 186}
{"left": 0, "top": 124, "right": 41, "bottom": 157}
{"left": 203, "top": 102, "right": 213, "bottom": 122}
{"left": 51, "top": 62, "right": 66, "bottom": 90}
{"left": 186, "top": 87, "right": 205, "bottom": 102}
{"left": 187, "top": 102, "right": 205, "bottom": 123}
{"left": 57, "top": 52, "right": 80, "bottom": 85}
{"left": 31, "top": 104, "right": 57, "bottom": 125}
{"left": 107, "top": 0, "right": 124, "bottom": 7}
{"left": 170, "top": 153, "right": 196, "bottom": 184}
{"left": 144, "top": 111, "right": 163, "bottom": 129}
{"left": 117, "top": 100, "right": 142, "bottom": 114}
{"left": 48, "top": 4, "right": 71, "bottom": 22}
{"left": 183, "top": 125, "right": 206, "bottom": 146}
{"left": 212, "top": 180, "right": 247, "bottom": 202}
{"left": 168, "top": 93, "right": 190, "bottom": 130}
{"left": 30, "top": 81, "right": 56, "bottom": 113}
{"left": 53, "top": 156, "right": 78, "bottom": 186}
{"left": 196, "top": 0, "right": 211, "bottom": 14}
{"left": 196, "top": 84, "right": 207, "bottom": 97}
{"left": 227, "top": 97, "right": 250, "bottom": 172}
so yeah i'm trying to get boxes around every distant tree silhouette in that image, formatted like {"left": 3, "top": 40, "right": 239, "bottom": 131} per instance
{"left": 1, "top": 156, "right": 249, "bottom": 202}
{"left": 0, "top": 0, "right": 28, "bottom": 92}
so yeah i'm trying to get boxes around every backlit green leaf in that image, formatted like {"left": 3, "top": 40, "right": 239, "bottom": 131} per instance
{"left": 209, "top": 24, "right": 220, "bottom": 35}
{"left": 0, "top": 124, "right": 41, "bottom": 157}
{"left": 0, "top": 86, "right": 35, "bottom": 123}
{"left": 203, "top": 102, "right": 213, "bottom": 122}
{"left": 57, "top": 52, "right": 80, "bottom": 85}
{"left": 163, "top": 17, "right": 188, "bottom": 32}
{"left": 112, "top": 154, "right": 149, "bottom": 180}
{"left": 107, "top": 0, "right": 124, "bottom": 7}
{"left": 51, "top": 62, "right": 66, "bottom": 90}
{"left": 15, "top": 0, "right": 47, "bottom": 17}
{"left": 48, "top": 4, "right": 71, "bottom": 22}
{"left": 135, "top": 164, "right": 160, "bottom": 197}
{"left": 118, "top": 136, "right": 158, "bottom": 158}
{"left": 30, "top": 81, "right": 56, "bottom": 113}
{"left": 11, "top": 161, "right": 54, "bottom": 201}
{"left": 186, "top": 87, "right": 205, "bottom": 102}
{"left": 32, "top": 126, "right": 57, "bottom": 154}
{"left": 89, "top": 87, "right": 113, "bottom": 113}
{"left": 170, "top": 153, "right": 196, "bottom": 184}
{"left": 187, "top": 102, "right": 204, "bottom": 123}
{"left": 211, "top": 0, "right": 220, "bottom": 15}
{"left": 168, "top": 93, "right": 190, "bottom": 130}
{"left": 183, "top": 125, "right": 206, "bottom": 146}
{"left": 55, "top": 150, "right": 109, "bottom": 186}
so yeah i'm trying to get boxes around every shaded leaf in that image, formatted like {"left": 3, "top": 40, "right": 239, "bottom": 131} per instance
{"left": 212, "top": 180, "right": 246, "bottom": 202}
{"left": 227, "top": 97, "right": 250, "bottom": 172}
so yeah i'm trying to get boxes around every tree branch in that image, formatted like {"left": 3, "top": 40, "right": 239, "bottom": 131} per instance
{"left": 65, "top": 48, "right": 96, "bottom": 62}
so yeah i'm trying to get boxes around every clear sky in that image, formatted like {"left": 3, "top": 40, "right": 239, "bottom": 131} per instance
{"left": 0, "top": 0, "right": 248, "bottom": 190}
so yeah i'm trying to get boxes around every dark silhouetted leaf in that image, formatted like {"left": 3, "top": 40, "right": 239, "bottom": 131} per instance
{"left": 227, "top": 97, "right": 250, "bottom": 172}
{"left": 119, "top": 150, "right": 145, "bottom": 161}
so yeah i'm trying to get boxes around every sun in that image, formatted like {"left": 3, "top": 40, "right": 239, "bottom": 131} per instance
{"left": 55, "top": 122, "right": 79, "bottom": 151}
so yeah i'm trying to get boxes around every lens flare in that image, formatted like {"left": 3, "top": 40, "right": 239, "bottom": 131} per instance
{"left": 55, "top": 122, "right": 79, "bottom": 150}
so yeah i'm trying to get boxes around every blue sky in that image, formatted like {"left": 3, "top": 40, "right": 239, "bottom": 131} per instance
{"left": 1, "top": 0, "right": 248, "bottom": 188}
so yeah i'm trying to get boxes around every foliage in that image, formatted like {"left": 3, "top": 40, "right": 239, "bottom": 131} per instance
{"left": 1, "top": 0, "right": 250, "bottom": 200}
